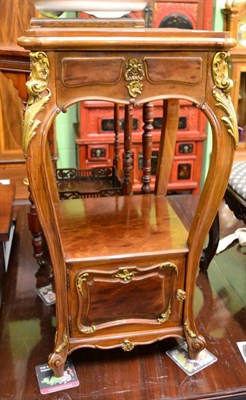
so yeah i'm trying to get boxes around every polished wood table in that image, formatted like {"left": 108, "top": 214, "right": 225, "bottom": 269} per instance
{"left": 18, "top": 19, "right": 238, "bottom": 377}
{"left": 0, "top": 183, "right": 15, "bottom": 306}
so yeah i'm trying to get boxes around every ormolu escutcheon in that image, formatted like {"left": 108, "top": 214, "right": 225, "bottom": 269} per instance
{"left": 122, "top": 339, "right": 135, "bottom": 352}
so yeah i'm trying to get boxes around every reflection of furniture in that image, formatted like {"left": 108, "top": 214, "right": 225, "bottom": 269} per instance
{"left": 0, "top": 0, "right": 36, "bottom": 201}
{"left": 222, "top": 1, "right": 246, "bottom": 150}
{"left": 77, "top": 0, "right": 213, "bottom": 194}
{"left": 18, "top": 19, "right": 237, "bottom": 377}
{"left": 0, "top": 184, "right": 15, "bottom": 306}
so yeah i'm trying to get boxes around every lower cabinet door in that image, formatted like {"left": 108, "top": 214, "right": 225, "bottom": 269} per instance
{"left": 68, "top": 258, "right": 186, "bottom": 339}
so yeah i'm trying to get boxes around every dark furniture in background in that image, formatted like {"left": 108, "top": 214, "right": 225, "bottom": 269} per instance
{"left": 0, "top": 0, "right": 36, "bottom": 202}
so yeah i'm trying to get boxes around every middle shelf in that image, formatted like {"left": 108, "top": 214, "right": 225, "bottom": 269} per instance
{"left": 55, "top": 193, "right": 189, "bottom": 263}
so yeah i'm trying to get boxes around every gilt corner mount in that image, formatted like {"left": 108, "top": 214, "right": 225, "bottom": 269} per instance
{"left": 23, "top": 51, "right": 51, "bottom": 157}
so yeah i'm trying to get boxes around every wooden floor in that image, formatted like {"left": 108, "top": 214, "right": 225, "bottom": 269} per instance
{"left": 0, "top": 199, "right": 245, "bottom": 400}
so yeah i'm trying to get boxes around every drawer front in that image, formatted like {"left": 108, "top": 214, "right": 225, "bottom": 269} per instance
{"left": 68, "top": 257, "right": 186, "bottom": 338}
{"left": 176, "top": 142, "right": 196, "bottom": 156}
{"left": 87, "top": 144, "right": 109, "bottom": 161}
{"left": 56, "top": 51, "right": 206, "bottom": 106}
{"left": 170, "top": 160, "right": 194, "bottom": 183}
{"left": 60, "top": 54, "right": 203, "bottom": 90}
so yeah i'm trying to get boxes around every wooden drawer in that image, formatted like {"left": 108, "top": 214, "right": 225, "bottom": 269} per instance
{"left": 175, "top": 141, "right": 197, "bottom": 156}
{"left": 87, "top": 144, "right": 109, "bottom": 161}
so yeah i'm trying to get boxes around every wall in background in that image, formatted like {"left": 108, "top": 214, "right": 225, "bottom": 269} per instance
{"left": 56, "top": 105, "right": 77, "bottom": 168}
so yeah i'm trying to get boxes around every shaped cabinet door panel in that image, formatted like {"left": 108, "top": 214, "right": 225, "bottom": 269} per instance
{"left": 68, "top": 258, "right": 186, "bottom": 338}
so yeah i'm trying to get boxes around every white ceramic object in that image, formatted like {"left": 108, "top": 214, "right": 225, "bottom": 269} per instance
{"left": 34, "top": 0, "right": 149, "bottom": 18}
